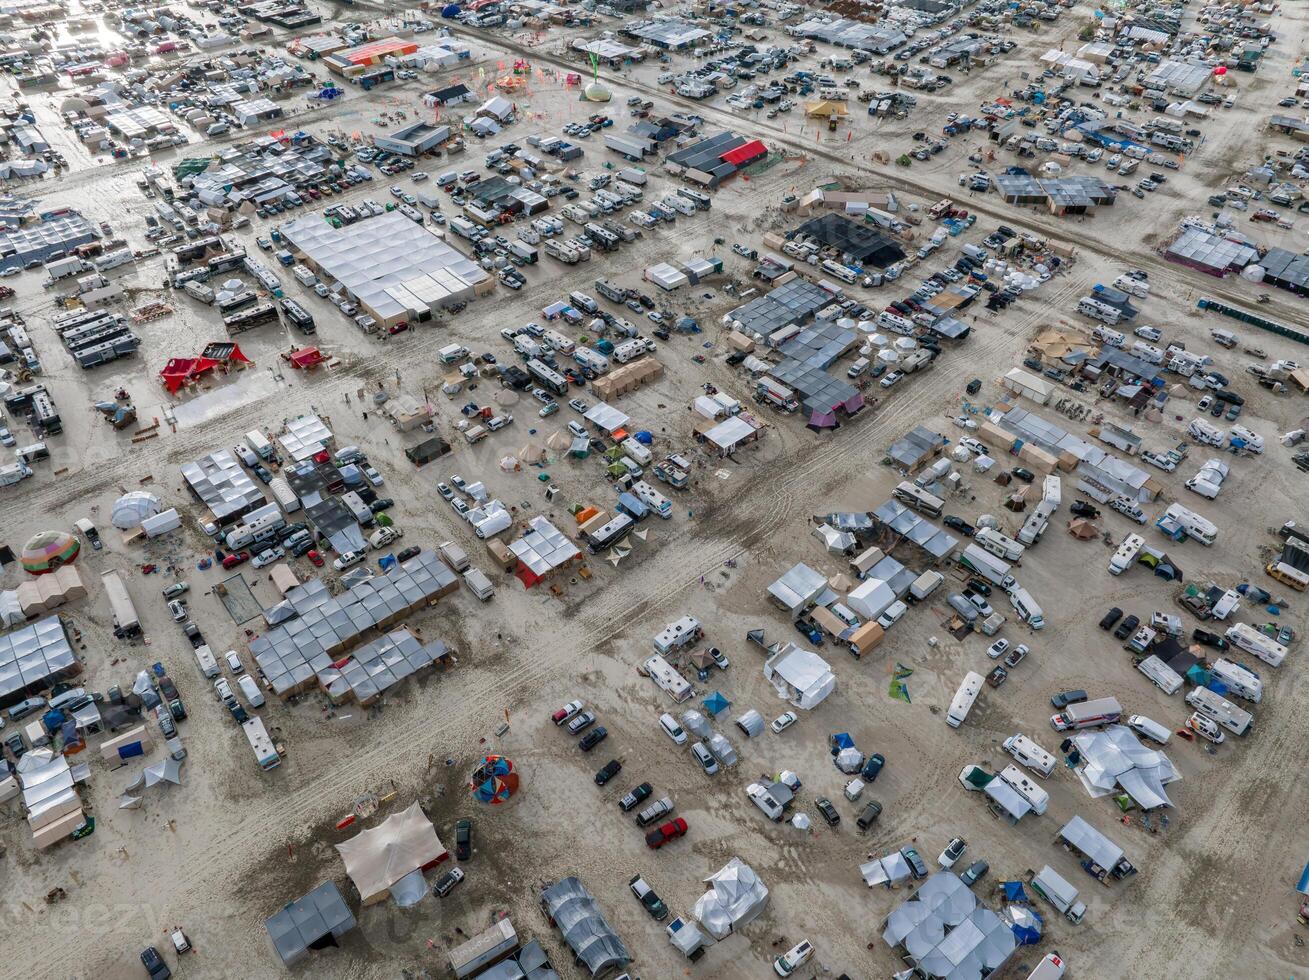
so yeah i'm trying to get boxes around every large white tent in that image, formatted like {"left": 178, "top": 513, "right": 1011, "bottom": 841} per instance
{"left": 1071, "top": 725, "right": 1179, "bottom": 810}
{"left": 335, "top": 801, "right": 448, "bottom": 905}
{"left": 693, "top": 858, "right": 769, "bottom": 939}
{"left": 763, "top": 643, "right": 836, "bottom": 710}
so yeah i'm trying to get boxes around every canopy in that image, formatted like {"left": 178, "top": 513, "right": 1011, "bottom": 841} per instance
{"left": 703, "top": 691, "right": 730, "bottom": 716}
{"left": 471, "top": 754, "right": 518, "bottom": 804}
{"left": 21, "top": 531, "right": 80, "bottom": 575}
{"left": 266, "top": 881, "right": 357, "bottom": 967}
{"left": 861, "top": 851, "right": 912, "bottom": 887}
{"left": 111, "top": 491, "right": 161, "bottom": 529}
{"left": 335, "top": 801, "right": 448, "bottom": 905}
{"left": 1067, "top": 518, "right": 1098, "bottom": 539}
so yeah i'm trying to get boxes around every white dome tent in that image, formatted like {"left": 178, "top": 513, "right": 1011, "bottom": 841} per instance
{"left": 111, "top": 491, "right": 161, "bottom": 529}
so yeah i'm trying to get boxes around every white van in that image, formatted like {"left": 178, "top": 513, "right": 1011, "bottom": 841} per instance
{"left": 1127, "top": 714, "right": 1170, "bottom": 745}
{"left": 439, "top": 343, "right": 468, "bottom": 364}
{"left": 1026, "top": 952, "right": 1067, "bottom": 980}
{"left": 847, "top": 357, "right": 870, "bottom": 378}
{"left": 237, "top": 674, "right": 265, "bottom": 708}
{"left": 1002, "top": 733, "right": 1056, "bottom": 777}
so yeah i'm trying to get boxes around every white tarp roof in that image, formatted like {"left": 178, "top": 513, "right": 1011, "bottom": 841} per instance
{"left": 703, "top": 415, "right": 758, "bottom": 451}
{"left": 883, "top": 872, "right": 1017, "bottom": 979}
{"left": 509, "top": 516, "right": 580, "bottom": 575}
{"left": 1071, "top": 724, "right": 1179, "bottom": 810}
{"left": 693, "top": 858, "right": 769, "bottom": 939}
{"left": 279, "top": 414, "right": 334, "bottom": 461}
{"left": 763, "top": 643, "right": 836, "bottom": 710}
{"left": 335, "top": 801, "right": 447, "bottom": 904}
{"left": 984, "top": 779, "right": 1032, "bottom": 821}
{"left": 1059, "top": 814, "right": 1124, "bottom": 871}
{"left": 584, "top": 402, "right": 630, "bottom": 433}
{"left": 767, "top": 562, "right": 827, "bottom": 612}
{"left": 861, "top": 851, "right": 912, "bottom": 887}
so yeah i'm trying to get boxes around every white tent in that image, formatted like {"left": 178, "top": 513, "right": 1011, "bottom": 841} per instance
{"left": 693, "top": 858, "right": 769, "bottom": 939}
{"left": 861, "top": 851, "right": 912, "bottom": 887}
{"left": 763, "top": 643, "right": 836, "bottom": 710}
{"left": 111, "top": 490, "right": 161, "bottom": 529}
{"left": 1071, "top": 725, "right": 1179, "bottom": 810}
{"left": 848, "top": 578, "right": 896, "bottom": 621}
{"left": 335, "top": 801, "right": 448, "bottom": 906}
{"left": 811, "top": 523, "right": 856, "bottom": 554}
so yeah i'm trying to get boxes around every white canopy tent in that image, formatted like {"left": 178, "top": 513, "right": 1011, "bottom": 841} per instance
{"left": 693, "top": 858, "right": 769, "bottom": 939}
{"left": 1071, "top": 725, "right": 1179, "bottom": 810}
{"left": 763, "top": 644, "right": 836, "bottom": 710}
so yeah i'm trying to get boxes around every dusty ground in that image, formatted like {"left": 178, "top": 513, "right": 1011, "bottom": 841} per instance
{"left": 2, "top": 2, "right": 1308, "bottom": 979}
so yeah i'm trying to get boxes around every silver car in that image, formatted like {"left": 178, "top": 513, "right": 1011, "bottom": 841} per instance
{"left": 691, "top": 742, "right": 720, "bottom": 776}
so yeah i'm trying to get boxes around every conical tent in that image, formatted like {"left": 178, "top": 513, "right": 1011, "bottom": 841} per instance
{"left": 471, "top": 755, "right": 519, "bottom": 804}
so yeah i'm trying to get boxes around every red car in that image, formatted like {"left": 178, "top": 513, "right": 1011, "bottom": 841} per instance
{"left": 221, "top": 550, "right": 250, "bottom": 569}
{"left": 307, "top": 549, "right": 324, "bottom": 568}
{"left": 645, "top": 817, "right": 688, "bottom": 850}
{"left": 388, "top": 321, "right": 409, "bottom": 335}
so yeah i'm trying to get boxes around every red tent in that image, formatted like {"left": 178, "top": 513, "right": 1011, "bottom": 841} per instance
{"left": 722, "top": 139, "right": 766, "bottom": 167}
{"left": 160, "top": 344, "right": 253, "bottom": 392}
{"left": 287, "top": 347, "right": 325, "bottom": 369}
{"left": 159, "top": 356, "right": 219, "bottom": 393}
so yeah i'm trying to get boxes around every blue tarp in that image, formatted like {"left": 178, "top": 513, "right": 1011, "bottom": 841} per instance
{"left": 1001, "top": 881, "right": 1028, "bottom": 902}
{"left": 1298, "top": 861, "right": 1309, "bottom": 895}
{"left": 829, "top": 732, "right": 855, "bottom": 753}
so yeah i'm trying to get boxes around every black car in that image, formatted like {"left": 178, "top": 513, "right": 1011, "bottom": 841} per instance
{"left": 1100, "top": 607, "right": 1123, "bottom": 630}
{"left": 861, "top": 752, "right": 886, "bottom": 782}
{"left": 1113, "top": 614, "right": 1140, "bottom": 640}
{"left": 1011, "top": 467, "right": 1035, "bottom": 483}
{"left": 370, "top": 498, "right": 394, "bottom": 513}
{"left": 629, "top": 873, "right": 669, "bottom": 921}
{"left": 396, "top": 546, "right": 421, "bottom": 562}
{"left": 579, "top": 726, "right": 608, "bottom": 751}
{"left": 140, "top": 946, "right": 171, "bottom": 980}
{"left": 1192, "top": 628, "right": 1229, "bottom": 650}
{"left": 959, "top": 859, "right": 989, "bottom": 887}
{"left": 1050, "top": 689, "right": 1088, "bottom": 710}
{"left": 184, "top": 623, "right": 204, "bottom": 649}
{"left": 595, "top": 760, "right": 622, "bottom": 785}
{"left": 455, "top": 818, "right": 472, "bottom": 860}
{"left": 168, "top": 698, "right": 187, "bottom": 722}
{"left": 619, "top": 782, "right": 653, "bottom": 811}
{"left": 815, "top": 797, "right": 840, "bottom": 826}
{"left": 966, "top": 578, "right": 992, "bottom": 597}
{"left": 1070, "top": 500, "right": 1100, "bottom": 518}
{"left": 943, "top": 515, "right": 976, "bottom": 537}
{"left": 227, "top": 702, "right": 248, "bottom": 725}
{"left": 5, "top": 730, "right": 26, "bottom": 759}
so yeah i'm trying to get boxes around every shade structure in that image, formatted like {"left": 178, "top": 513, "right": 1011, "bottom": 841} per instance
{"left": 1067, "top": 518, "right": 1098, "bottom": 539}
{"left": 21, "top": 531, "right": 80, "bottom": 575}
{"left": 471, "top": 755, "right": 519, "bottom": 804}
{"left": 111, "top": 491, "right": 161, "bottom": 529}
{"left": 335, "top": 801, "right": 448, "bottom": 905}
